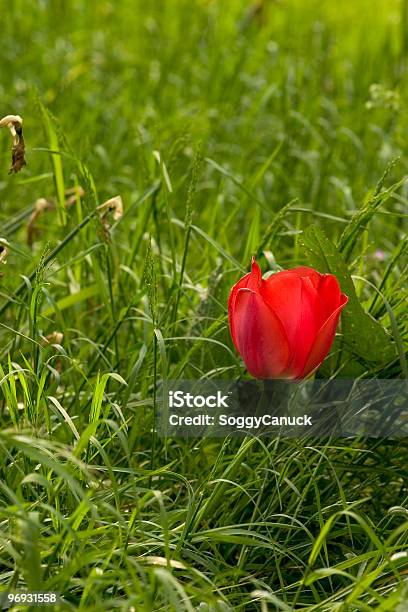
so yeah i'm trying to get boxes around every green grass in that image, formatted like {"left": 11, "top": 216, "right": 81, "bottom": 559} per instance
{"left": 0, "top": 1, "right": 407, "bottom": 610}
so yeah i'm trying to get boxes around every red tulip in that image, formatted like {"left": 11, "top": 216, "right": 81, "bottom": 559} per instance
{"left": 228, "top": 259, "right": 348, "bottom": 379}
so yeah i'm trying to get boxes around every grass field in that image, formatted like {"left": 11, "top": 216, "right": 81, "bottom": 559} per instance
{"left": 0, "top": 1, "right": 408, "bottom": 610}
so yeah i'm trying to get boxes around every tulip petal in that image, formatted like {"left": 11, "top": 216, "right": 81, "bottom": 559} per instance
{"left": 228, "top": 259, "right": 262, "bottom": 350}
{"left": 283, "top": 267, "right": 343, "bottom": 323}
{"left": 233, "top": 287, "right": 290, "bottom": 378}
{"left": 261, "top": 272, "right": 320, "bottom": 378}
{"left": 260, "top": 272, "right": 303, "bottom": 347}
{"left": 314, "top": 274, "right": 342, "bottom": 326}
{"left": 300, "top": 293, "right": 348, "bottom": 378}
{"left": 286, "top": 276, "right": 321, "bottom": 377}
{"left": 271, "top": 269, "right": 345, "bottom": 377}
{"left": 286, "top": 266, "right": 321, "bottom": 286}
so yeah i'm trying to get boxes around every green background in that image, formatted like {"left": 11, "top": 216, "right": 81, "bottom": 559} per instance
{"left": 0, "top": 1, "right": 407, "bottom": 610}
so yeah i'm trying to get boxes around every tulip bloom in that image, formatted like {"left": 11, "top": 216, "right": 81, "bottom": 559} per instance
{"left": 228, "top": 259, "right": 348, "bottom": 379}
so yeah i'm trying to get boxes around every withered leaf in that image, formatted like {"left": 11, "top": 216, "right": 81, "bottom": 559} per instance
{"left": 9, "top": 137, "right": 26, "bottom": 174}
{"left": 0, "top": 115, "right": 26, "bottom": 174}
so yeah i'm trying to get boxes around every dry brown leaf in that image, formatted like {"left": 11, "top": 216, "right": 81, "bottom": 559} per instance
{"left": 0, "top": 240, "right": 9, "bottom": 278}
{"left": 97, "top": 195, "right": 123, "bottom": 221}
{"left": 26, "top": 186, "right": 85, "bottom": 247}
{"left": 42, "top": 331, "right": 64, "bottom": 346}
{"left": 27, "top": 198, "right": 54, "bottom": 247}
{"left": 97, "top": 195, "right": 123, "bottom": 241}
{"left": 0, "top": 114, "right": 26, "bottom": 174}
